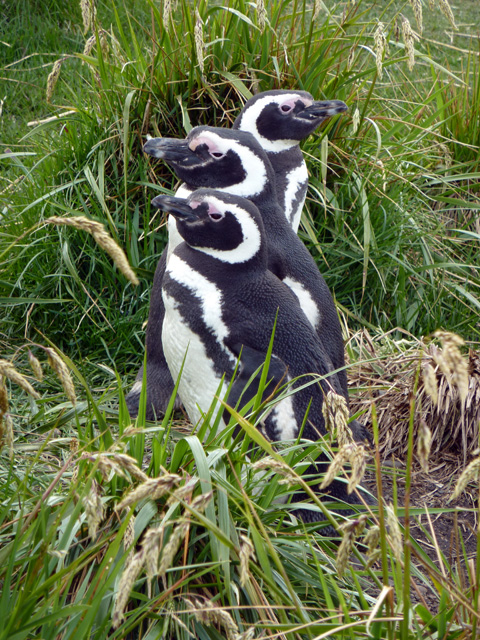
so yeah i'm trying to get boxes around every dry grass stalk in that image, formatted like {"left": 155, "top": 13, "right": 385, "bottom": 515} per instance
{"left": 116, "top": 472, "right": 181, "bottom": 511}
{"left": 450, "top": 456, "right": 480, "bottom": 501}
{"left": 385, "top": 504, "right": 403, "bottom": 561}
{"left": 46, "top": 59, "right": 63, "bottom": 103}
{"left": 239, "top": 534, "right": 256, "bottom": 587}
{"left": 194, "top": 10, "right": 205, "bottom": 76}
{"left": 28, "top": 350, "right": 43, "bottom": 382}
{"left": 45, "top": 216, "right": 139, "bottom": 286}
{"left": 45, "top": 347, "right": 77, "bottom": 405}
{"left": 80, "top": 0, "right": 97, "bottom": 34}
{"left": 374, "top": 22, "right": 387, "bottom": 78}
{"left": 185, "top": 597, "right": 239, "bottom": 640}
{"left": 0, "top": 359, "right": 40, "bottom": 399}
{"left": 82, "top": 479, "right": 104, "bottom": 539}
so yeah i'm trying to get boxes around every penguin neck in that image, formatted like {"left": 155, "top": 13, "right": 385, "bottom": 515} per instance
{"left": 268, "top": 145, "right": 304, "bottom": 174}
{"left": 176, "top": 241, "right": 268, "bottom": 281}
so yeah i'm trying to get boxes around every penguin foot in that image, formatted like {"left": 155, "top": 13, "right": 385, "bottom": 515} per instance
{"left": 125, "top": 363, "right": 180, "bottom": 420}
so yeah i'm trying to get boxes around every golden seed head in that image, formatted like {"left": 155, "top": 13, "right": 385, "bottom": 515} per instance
{"left": 256, "top": 0, "right": 266, "bottom": 32}
{"left": 46, "top": 59, "right": 63, "bottom": 103}
{"left": 422, "top": 362, "right": 438, "bottom": 406}
{"left": 374, "top": 22, "right": 386, "bottom": 78}
{"left": 124, "top": 514, "right": 136, "bottom": 552}
{"left": 83, "top": 34, "right": 96, "bottom": 57}
{"left": 352, "top": 107, "right": 361, "bottom": 134}
{"left": 80, "top": 0, "right": 97, "bottom": 34}
{"left": 323, "top": 391, "right": 353, "bottom": 446}
{"left": 437, "top": 0, "right": 457, "bottom": 30}
{"left": 0, "top": 379, "right": 9, "bottom": 415}
{"left": 112, "top": 548, "right": 145, "bottom": 628}
{"left": 239, "top": 534, "right": 256, "bottom": 587}
{"left": 348, "top": 444, "right": 367, "bottom": 493}
{"left": 82, "top": 479, "right": 104, "bottom": 539}
{"left": 28, "top": 350, "right": 43, "bottom": 382}
{"left": 0, "top": 359, "right": 40, "bottom": 399}
{"left": 252, "top": 456, "right": 298, "bottom": 485}
{"left": 5, "top": 414, "right": 14, "bottom": 461}
{"left": 194, "top": 10, "right": 205, "bottom": 76}
{"left": 385, "top": 504, "right": 403, "bottom": 561}
{"left": 450, "top": 457, "right": 480, "bottom": 501}
{"left": 45, "top": 347, "right": 77, "bottom": 405}
{"left": 185, "top": 598, "right": 239, "bottom": 640}
{"left": 46, "top": 216, "right": 139, "bottom": 286}
{"left": 81, "top": 452, "right": 148, "bottom": 484}
{"left": 401, "top": 16, "right": 418, "bottom": 71}
{"left": 143, "top": 525, "right": 164, "bottom": 580}
{"left": 190, "top": 491, "right": 213, "bottom": 514}
{"left": 363, "top": 524, "right": 381, "bottom": 563}
{"left": 158, "top": 520, "right": 189, "bottom": 578}
{"left": 417, "top": 419, "right": 432, "bottom": 472}
{"left": 408, "top": 0, "right": 423, "bottom": 33}
{"left": 336, "top": 529, "right": 355, "bottom": 577}
{"left": 116, "top": 472, "right": 181, "bottom": 511}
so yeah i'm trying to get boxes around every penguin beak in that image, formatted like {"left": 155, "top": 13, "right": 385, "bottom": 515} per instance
{"left": 151, "top": 195, "right": 199, "bottom": 221}
{"left": 143, "top": 137, "right": 191, "bottom": 161}
{"left": 298, "top": 100, "right": 348, "bottom": 121}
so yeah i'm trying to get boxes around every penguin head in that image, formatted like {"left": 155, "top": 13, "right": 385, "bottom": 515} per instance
{"left": 151, "top": 189, "right": 266, "bottom": 265}
{"left": 144, "top": 127, "right": 273, "bottom": 199}
{"left": 233, "top": 89, "right": 348, "bottom": 153}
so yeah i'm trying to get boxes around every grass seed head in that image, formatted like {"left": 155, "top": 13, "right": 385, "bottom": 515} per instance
{"left": 28, "top": 350, "right": 43, "bottom": 382}
{"left": 336, "top": 528, "right": 355, "bottom": 577}
{"left": 82, "top": 479, "right": 104, "bottom": 539}
{"left": 401, "top": 16, "right": 418, "bottom": 71}
{"left": 112, "top": 548, "right": 145, "bottom": 629}
{"left": 323, "top": 391, "right": 353, "bottom": 446}
{"left": 386, "top": 504, "right": 403, "bottom": 561}
{"left": 256, "top": 0, "right": 266, "bottom": 32}
{"left": 163, "top": 0, "right": 172, "bottom": 26}
{"left": 422, "top": 362, "right": 438, "bottom": 406}
{"left": 0, "top": 359, "right": 40, "bottom": 399}
{"left": 239, "top": 534, "right": 256, "bottom": 587}
{"left": 417, "top": 419, "right": 432, "bottom": 472}
{"left": 46, "top": 216, "right": 139, "bottom": 285}
{"left": 116, "top": 472, "right": 181, "bottom": 511}
{"left": 252, "top": 456, "right": 298, "bottom": 485}
{"left": 352, "top": 107, "right": 361, "bottom": 134}
{"left": 408, "top": 0, "right": 423, "bottom": 33}
{"left": 45, "top": 347, "right": 77, "bottom": 405}
{"left": 185, "top": 598, "right": 239, "bottom": 640}
{"left": 433, "top": 331, "right": 469, "bottom": 405}
{"left": 80, "top": 0, "right": 97, "bottom": 34}
{"left": 82, "top": 452, "right": 148, "bottom": 483}
{"left": 437, "top": 0, "right": 457, "bottom": 29}
{"left": 158, "top": 520, "right": 189, "bottom": 578}
{"left": 0, "top": 379, "right": 9, "bottom": 415}
{"left": 4, "top": 414, "right": 14, "bottom": 460}
{"left": 194, "top": 10, "right": 205, "bottom": 76}
{"left": 190, "top": 491, "right": 213, "bottom": 514}
{"left": 167, "top": 477, "right": 198, "bottom": 505}
{"left": 143, "top": 525, "right": 164, "bottom": 580}
{"left": 46, "top": 59, "right": 63, "bottom": 103}
{"left": 349, "top": 444, "right": 367, "bottom": 493}
{"left": 450, "top": 457, "right": 480, "bottom": 501}
{"left": 374, "top": 22, "right": 386, "bottom": 78}
{"left": 363, "top": 524, "right": 381, "bottom": 565}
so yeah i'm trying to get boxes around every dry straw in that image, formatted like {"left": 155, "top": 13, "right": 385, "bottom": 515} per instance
{"left": 0, "top": 359, "right": 40, "bottom": 399}
{"left": 45, "top": 216, "right": 139, "bottom": 286}
{"left": 433, "top": 330, "right": 469, "bottom": 405}
{"left": 45, "top": 347, "right": 77, "bottom": 405}
{"left": 4, "top": 414, "right": 14, "bottom": 461}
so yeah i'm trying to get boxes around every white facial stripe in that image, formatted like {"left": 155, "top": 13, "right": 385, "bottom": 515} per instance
{"left": 195, "top": 131, "right": 267, "bottom": 197}
{"left": 194, "top": 197, "right": 262, "bottom": 264}
{"left": 284, "top": 164, "right": 308, "bottom": 232}
{"left": 162, "top": 291, "right": 229, "bottom": 426}
{"left": 238, "top": 93, "right": 306, "bottom": 153}
{"left": 166, "top": 254, "right": 231, "bottom": 344}
{"left": 282, "top": 276, "right": 320, "bottom": 329}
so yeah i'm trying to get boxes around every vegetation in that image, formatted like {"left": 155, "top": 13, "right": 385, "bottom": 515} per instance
{"left": 1, "top": 0, "right": 479, "bottom": 638}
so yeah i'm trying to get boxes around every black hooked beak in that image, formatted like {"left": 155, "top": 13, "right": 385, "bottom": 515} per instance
{"left": 299, "top": 100, "right": 348, "bottom": 121}
{"left": 143, "top": 137, "right": 192, "bottom": 161}
{"left": 151, "top": 195, "right": 199, "bottom": 222}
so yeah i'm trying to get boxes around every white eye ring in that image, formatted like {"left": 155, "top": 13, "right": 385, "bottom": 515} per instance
{"left": 210, "top": 151, "right": 225, "bottom": 159}
{"left": 208, "top": 211, "right": 224, "bottom": 222}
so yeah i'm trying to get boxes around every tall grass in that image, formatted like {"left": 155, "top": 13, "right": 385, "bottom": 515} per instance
{"left": 1, "top": 0, "right": 480, "bottom": 638}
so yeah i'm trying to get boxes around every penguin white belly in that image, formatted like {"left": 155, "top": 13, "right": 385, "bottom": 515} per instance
{"left": 162, "top": 291, "right": 229, "bottom": 426}
{"left": 284, "top": 164, "right": 308, "bottom": 233}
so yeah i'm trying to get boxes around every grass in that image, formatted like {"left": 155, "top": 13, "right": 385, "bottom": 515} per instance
{"left": 1, "top": 0, "right": 480, "bottom": 638}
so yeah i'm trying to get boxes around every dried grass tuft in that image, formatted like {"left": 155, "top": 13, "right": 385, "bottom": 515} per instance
{"left": 348, "top": 330, "right": 479, "bottom": 462}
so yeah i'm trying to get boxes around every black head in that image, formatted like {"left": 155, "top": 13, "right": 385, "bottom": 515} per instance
{"left": 233, "top": 89, "right": 348, "bottom": 152}
{"left": 144, "top": 127, "right": 274, "bottom": 200}
{"left": 151, "top": 189, "right": 266, "bottom": 265}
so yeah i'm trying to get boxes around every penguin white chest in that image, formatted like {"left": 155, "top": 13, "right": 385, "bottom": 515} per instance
{"left": 284, "top": 163, "right": 308, "bottom": 232}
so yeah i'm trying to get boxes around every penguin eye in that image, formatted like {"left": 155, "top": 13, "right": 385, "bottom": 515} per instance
{"left": 210, "top": 151, "right": 225, "bottom": 159}
{"left": 280, "top": 103, "right": 293, "bottom": 113}
{"left": 208, "top": 211, "right": 224, "bottom": 222}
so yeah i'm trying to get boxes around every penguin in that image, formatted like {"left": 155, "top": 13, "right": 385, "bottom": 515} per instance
{"left": 232, "top": 90, "right": 347, "bottom": 232}
{"left": 153, "top": 188, "right": 371, "bottom": 527}
{"left": 125, "top": 92, "right": 348, "bottom": 420}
